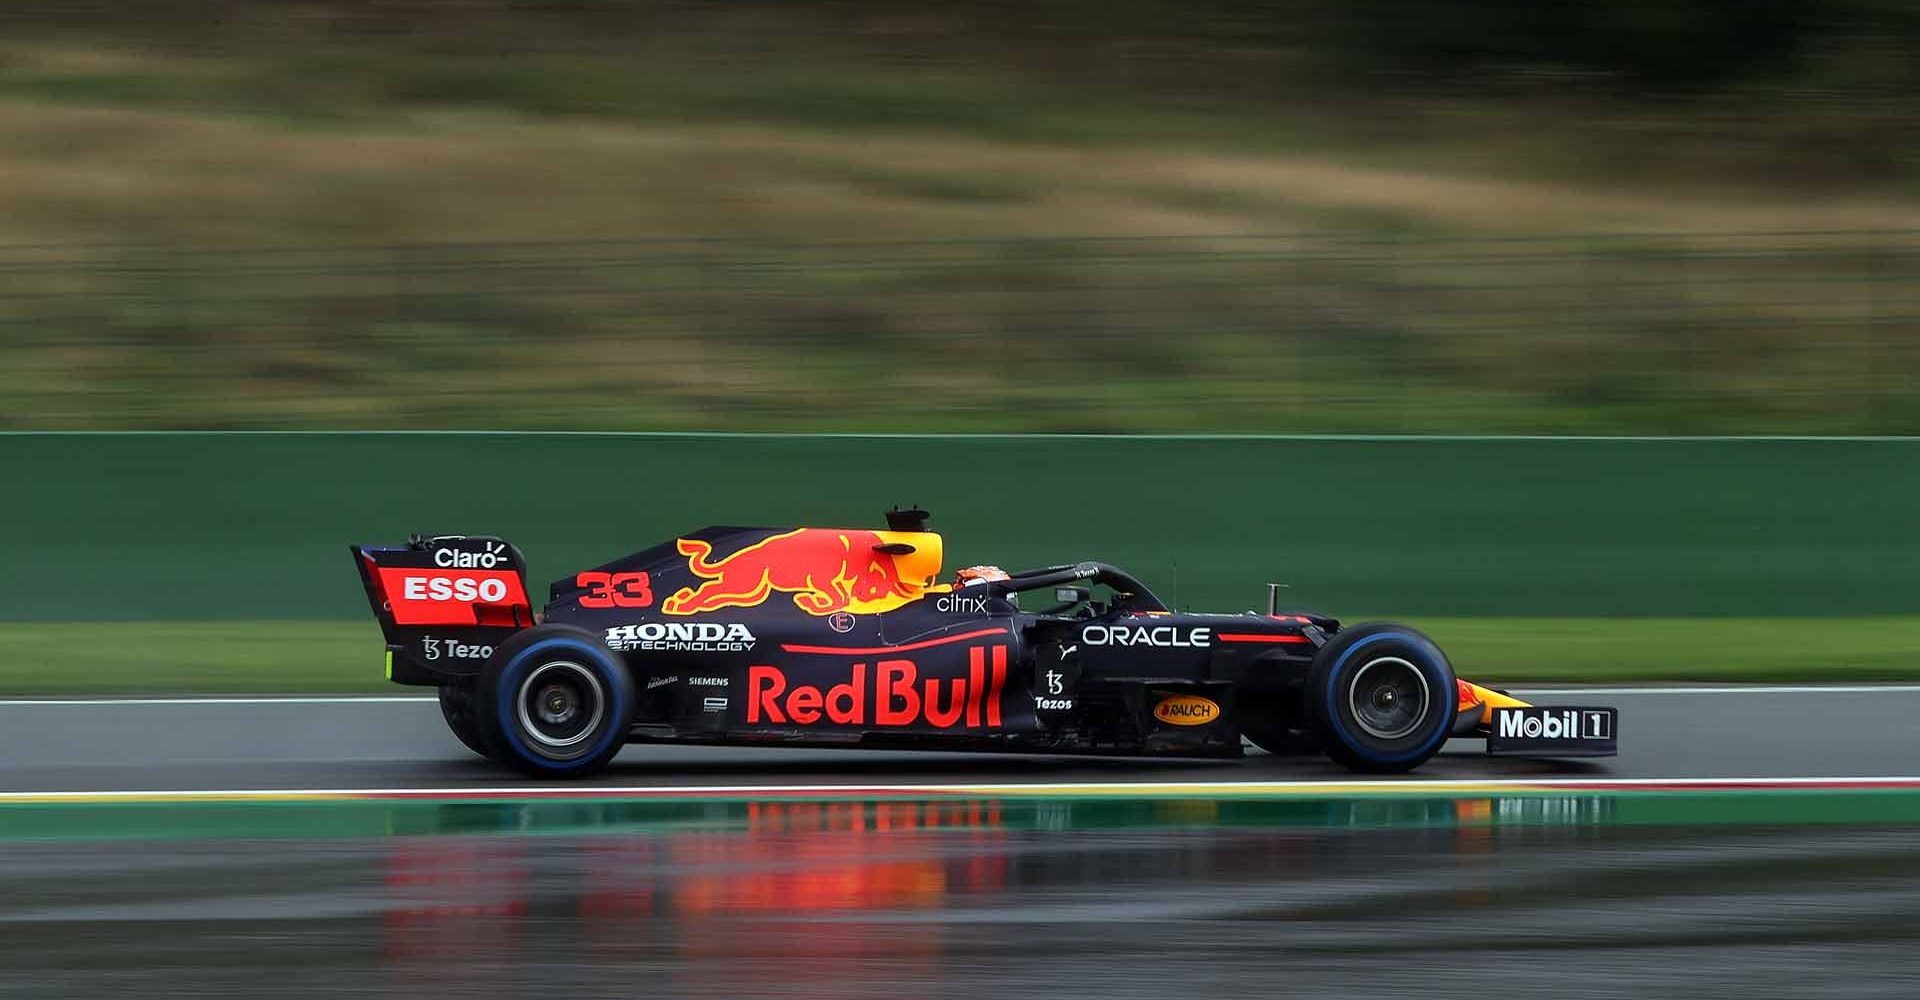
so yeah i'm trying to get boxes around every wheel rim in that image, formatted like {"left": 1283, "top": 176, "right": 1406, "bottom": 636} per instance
{"left": 1347, "top": 656, "right": 1430, "bottom": 741}
{"left": 515, "top": 661, "right": 606, "bottom": 758}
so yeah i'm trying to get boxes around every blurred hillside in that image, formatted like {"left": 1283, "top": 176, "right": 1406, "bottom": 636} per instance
{"left": 0, "top": 1, "right": 1916, "bottom": 431}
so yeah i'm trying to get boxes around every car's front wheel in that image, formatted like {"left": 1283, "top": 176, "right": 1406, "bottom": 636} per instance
{"left": 1308, "top": 622, "right": 1456, "bottom": 773}
{"left": 475, "top": 624, "right": 634, "bottom": 778}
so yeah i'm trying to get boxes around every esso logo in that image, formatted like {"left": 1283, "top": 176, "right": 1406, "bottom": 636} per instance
{"left": 376, "top": 566, "right": 527, "bottom": 627}
{"left": 403, "top": 575, "right": 510, "bottom": 603}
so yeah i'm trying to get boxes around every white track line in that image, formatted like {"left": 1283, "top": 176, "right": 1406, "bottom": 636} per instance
{"left": 4, "top": 775, "right": 1920, "bottom": 802}
{"left": 5, "top": 685, "right": 1920, "bottom": 707}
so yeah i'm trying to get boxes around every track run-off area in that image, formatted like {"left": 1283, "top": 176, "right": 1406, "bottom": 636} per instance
{"left": 7, "top": 685, "right": 1920, "bottom": 999}
{"left": 0, "top": 684, "right": 1915, "bottom": 798}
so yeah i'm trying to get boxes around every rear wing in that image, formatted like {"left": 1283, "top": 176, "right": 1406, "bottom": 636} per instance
{"left": 350, "top": 535, "right": 534, "bottom": 685}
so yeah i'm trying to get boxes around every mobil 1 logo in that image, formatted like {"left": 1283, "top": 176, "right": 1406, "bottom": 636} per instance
{"left": 1487, "top": 706, "right": 1618, "bottom": 757}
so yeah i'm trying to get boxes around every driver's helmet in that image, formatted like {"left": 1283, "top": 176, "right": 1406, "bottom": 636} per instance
{"left": 955, "top": 565, "right": 1010, "bottom": 587}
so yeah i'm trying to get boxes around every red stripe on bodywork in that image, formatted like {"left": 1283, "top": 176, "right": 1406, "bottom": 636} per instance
{"left": 1216, "top": 633, "right": 1311, "bottom": 644}
{"left": 782, "top": 627, "right": 1008, "bottom": 656}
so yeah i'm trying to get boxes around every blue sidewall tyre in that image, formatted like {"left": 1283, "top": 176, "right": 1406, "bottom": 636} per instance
{"left": 489, "top": 633, "right": 632, "bottom": 776}
{"left": 1312, "top": 626, "right": 1455, "bottom": 772}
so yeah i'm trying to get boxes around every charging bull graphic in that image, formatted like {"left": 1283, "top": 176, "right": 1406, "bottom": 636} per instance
{"left": 662, "top": 528, "right": 942, "bottom": 616}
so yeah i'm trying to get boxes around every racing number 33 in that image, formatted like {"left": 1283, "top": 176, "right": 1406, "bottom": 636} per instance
{"left": 576, "top": 571, "right": 654, "bottom": 609}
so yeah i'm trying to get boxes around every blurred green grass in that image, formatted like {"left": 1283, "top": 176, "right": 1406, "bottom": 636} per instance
{"left": 0, "top": 7, "right": 1914, "bottom": 434}
{"left": 2, "top": 618, "right": 1915, "bottom": 694}
{"left": 3, "top": 233, "right": 1915, "bottom": 434}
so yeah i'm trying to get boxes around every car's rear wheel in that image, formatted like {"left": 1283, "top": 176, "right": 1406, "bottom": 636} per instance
{"left": 475, "top": 624, "right": 633, "bottom": 778}
{"left": 1308, "top": 622, "right": 1456, "bottom": 773}
{"left": 437, "top": 682, "right": 490, "bottom": 759}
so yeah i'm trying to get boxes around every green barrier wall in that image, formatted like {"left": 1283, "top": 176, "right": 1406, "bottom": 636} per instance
{"left": 2, "top": 433, "right": 1914, "bottom": 621}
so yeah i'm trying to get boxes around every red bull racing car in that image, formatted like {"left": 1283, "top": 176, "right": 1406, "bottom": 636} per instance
{"left": 351, "top": 509, "right": 1617, "bottom": 777}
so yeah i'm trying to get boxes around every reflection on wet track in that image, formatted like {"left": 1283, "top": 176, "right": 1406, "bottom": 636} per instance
{"left": 4, "top": 795, "right": 1920, "bottom": 998}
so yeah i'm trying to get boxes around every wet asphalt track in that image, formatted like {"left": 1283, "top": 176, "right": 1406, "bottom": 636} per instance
{"left": 0, "top": 686, "right": 1912, "bottom": 792}
{"left": 4, "top": 687, "right": 1920, "bottom": 999}
{"left": 6, "top": 805, "right": 1920, "bottom": 998}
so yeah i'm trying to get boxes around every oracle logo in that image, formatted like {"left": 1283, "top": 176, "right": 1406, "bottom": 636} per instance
{"left": 1081, "top": 624, "right": 1211, "bottom": 648}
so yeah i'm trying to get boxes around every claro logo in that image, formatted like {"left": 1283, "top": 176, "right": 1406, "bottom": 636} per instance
{"left": 433, "top": 541, "right": 508, "bottom": 569}
{"left": 1153, "top": 694, "right": 1220, "bottom": 726}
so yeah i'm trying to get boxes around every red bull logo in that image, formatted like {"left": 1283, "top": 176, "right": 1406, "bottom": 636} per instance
{"left": 747, "top": 646, "right": 1008, "bottom": 728}
{"left": 662, "top": 528, "right": 941, "bottom": 616}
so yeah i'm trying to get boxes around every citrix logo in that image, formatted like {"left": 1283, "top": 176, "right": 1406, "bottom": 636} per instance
{"left": 936, "top": 593, "right": 989, "bottom": 614}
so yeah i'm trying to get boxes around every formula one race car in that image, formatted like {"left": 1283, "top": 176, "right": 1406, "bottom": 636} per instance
{"left": 351, "top": 510, "right": 1617, "bottom": 777}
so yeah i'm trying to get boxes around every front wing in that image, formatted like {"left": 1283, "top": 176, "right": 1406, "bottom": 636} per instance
{"left": 1453, "top": 681, "right": 1618, "bottom": 758}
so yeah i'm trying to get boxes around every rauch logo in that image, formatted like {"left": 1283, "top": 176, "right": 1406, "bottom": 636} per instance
{"left": 1153, "top": 694, "right": 1220, "bottom": 726}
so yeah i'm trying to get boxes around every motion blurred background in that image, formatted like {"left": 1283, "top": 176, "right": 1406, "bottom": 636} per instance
{"left": 6, "top": 12, "right": 1920, "bottom": 998}
{"left": 1, "top": 0, "right": 1915, "bottom": 432}
{"left": 2, "top": 0, "right": 1918, "bottom": 692}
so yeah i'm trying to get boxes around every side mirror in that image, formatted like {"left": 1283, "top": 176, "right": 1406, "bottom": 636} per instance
{"left": 1036, "top": 586, "right": 1093, "bottom": 616}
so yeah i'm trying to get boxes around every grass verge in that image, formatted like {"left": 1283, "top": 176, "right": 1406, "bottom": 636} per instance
{"left": 0, "top": 618, "right": 1916, "bottom": 695}
{"left": 0, "top": 28, "right": 1915, "bottom": 434}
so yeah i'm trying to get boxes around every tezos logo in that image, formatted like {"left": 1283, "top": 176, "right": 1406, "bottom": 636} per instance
{"left": 1034, "top": 660, "right": 1075, "bottom": 711}
{"left": 1081, "top": 624, "right": 1211, "bottom": 648}
{"left": 422, "top": 637, "right": 493, "bottom": 661}
{"left": 605, "top": 622, "right": 757, "bottom": 652}
{"left": 936, "top": 593, "right": 989, "bottom": 614}
{"left": 434, "top": 541, "right": 507, "bottom": 569}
